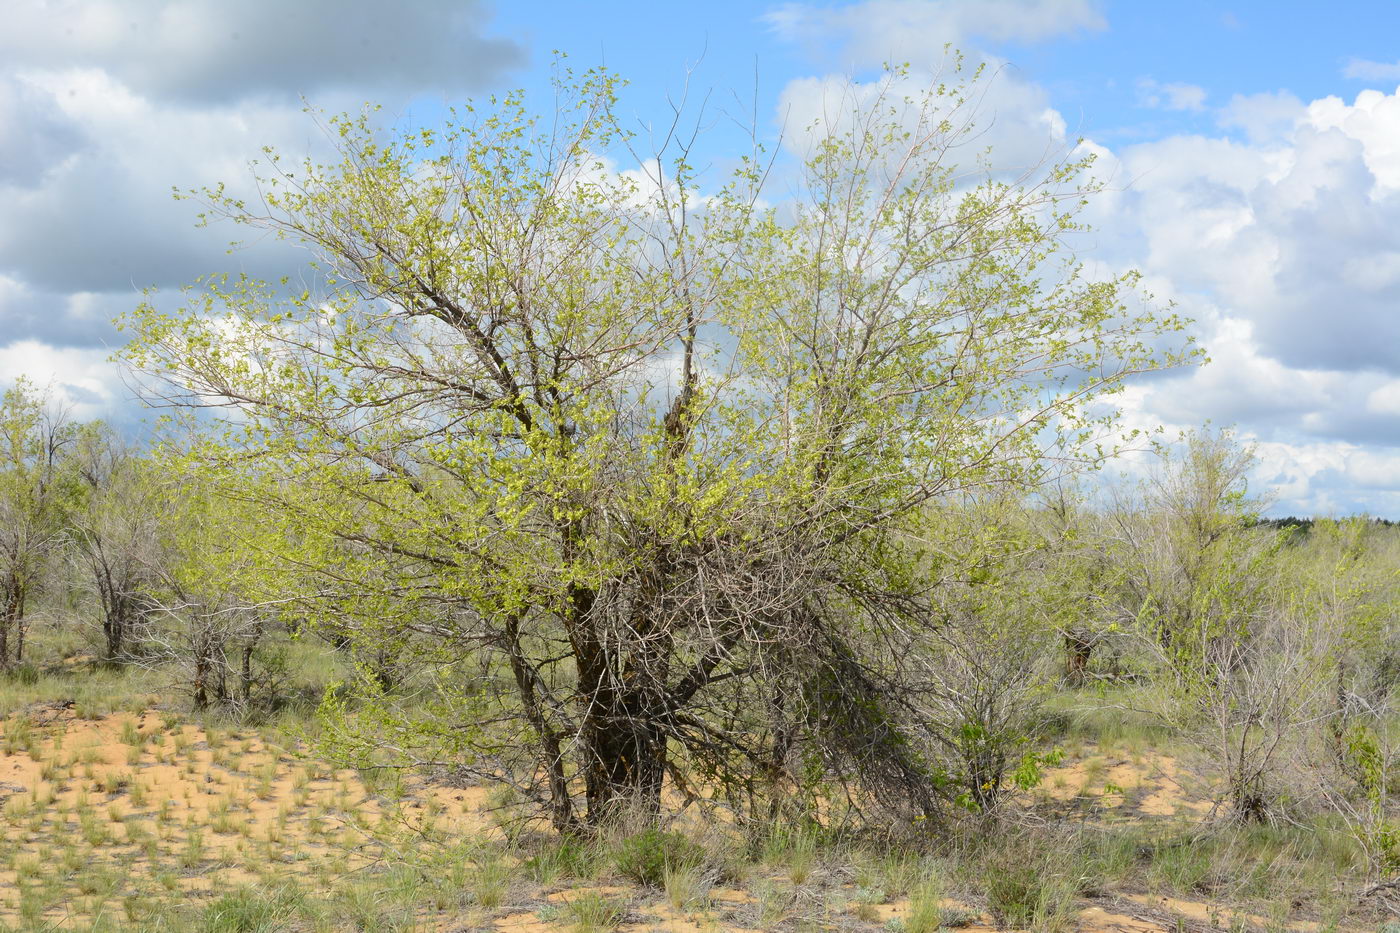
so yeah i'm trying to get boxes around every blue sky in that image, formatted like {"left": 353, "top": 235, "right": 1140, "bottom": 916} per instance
{"left": 478, "top": 2, "right": 1400, "bottom": 145}
{"left": 3, "top": 0, "right": 1400, "bottom": 515}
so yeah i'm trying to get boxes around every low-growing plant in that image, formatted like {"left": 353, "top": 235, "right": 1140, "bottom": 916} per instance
{"left": 611, "top": 828, "right": 705, "bottom": 887}
{"left": 562, "top": 891, "right": 625, "bottom": 933}
{"left": 470, "top": 855, "right": 512, "bottom": 909}
{"left": 200, "top": 884, "right": 303, "bottom": 932}
{"left": 663, "top": 861, "right": 709, "bottom": 912}
{"left": 904, "top": 880, "right": 944, "bottom": 933}
{"left": 526, "top": 834, "right": 597, "bottom": 884}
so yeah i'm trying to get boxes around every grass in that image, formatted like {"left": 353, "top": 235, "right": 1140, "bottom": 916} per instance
{"left": 763, "top": 823, "right": 821, "bottom": 885}
{"left": 663, "top": 861, "right": 709, "bottom": 912}
{"left": 904, "top": 880, "right": 945, "bottom": 933}
{"left": 469, "top": 854, "right": 512, "bottom": 909}
{"left": 0, "top": 630, "right": 1383, "bottom": 933}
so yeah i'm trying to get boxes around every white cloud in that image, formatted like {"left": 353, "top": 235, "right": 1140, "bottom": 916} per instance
{"left": 1137, "top": 78, "right": 1207, "bottom": 112}
{"left": 1365, "top": 380, "right": 1400, "bottom": 416}
{"left": 1217, "top": 90, "right": 1305, "bottom": 143}
{"left": 0, "top": 0, "right": 522, "bottom": 424}
{"left": 1342, "top": 57, "right": 1400, "bottom": 82}
{"left": 1307, "top": 88, "right": 1400, "bottom": 190}
{"left": 0, "top": 340, "right": 123, "bottom": 421}
{"left": 775, "top": 66, "right": 1070, "bottom": 180}
{"left": 0, "top": 68, "right": 327, "bottom": 293}
{"left": 1096, "top": 86, "right": 1400, "bottom": 377}
{"left": 1343, "top": 449, "right": 1400, "bottom": 488}
{"left": 0, "top": 0, "right": 522, "bottom": 103}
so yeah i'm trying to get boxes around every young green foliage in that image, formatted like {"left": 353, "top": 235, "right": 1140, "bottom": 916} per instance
{"left": 122, "top": 58, "right": 1193, "bottom": 828}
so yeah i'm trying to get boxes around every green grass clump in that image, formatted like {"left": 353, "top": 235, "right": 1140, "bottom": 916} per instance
{"left": 610, "top": 828, "right": 704, "bottom": 887}
{"left": 563, "top": 891, "right": 625, "bottom": 933}
{"left": 526, "top": 834, "right": 598, "bottom": 883}
{"left": 200, "top": 885, "right": 303, "bottom": 932}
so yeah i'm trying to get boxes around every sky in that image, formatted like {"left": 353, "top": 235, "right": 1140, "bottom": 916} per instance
{"left": 3, "top": 0, "right": 1400, "bottom": 516}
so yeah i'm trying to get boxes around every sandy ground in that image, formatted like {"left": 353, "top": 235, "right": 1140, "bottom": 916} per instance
{"left": 0, "top": 708, "right": 1360, "bottom": 931}
{"left": 0, "top": 704, "right": 488, "bottom": 925}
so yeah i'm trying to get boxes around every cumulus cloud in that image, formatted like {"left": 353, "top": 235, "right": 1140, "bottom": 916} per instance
{"left": 0, "top": 0, "right": 524, "bottom": 424}
{"left": 0, "top": 0, "right": 523, "bottom": 103}
{"left": 0, "top": 340, "right": 124, "bottom": 422}
{"left": 1099, "top": 86, "right": 1400, "bottom": 377}
{"left": 1216, "top": 90, "right": 1304, "bottom": 143}
{"left": 0, "top": 68, "right": 325, "bottom": 293}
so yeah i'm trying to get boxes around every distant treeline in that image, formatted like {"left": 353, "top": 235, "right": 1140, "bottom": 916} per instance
{"left": 1251, "top": 515, "right": 1400, "bottom": 534}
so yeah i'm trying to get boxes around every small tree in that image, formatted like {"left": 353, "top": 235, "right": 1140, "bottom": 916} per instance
{"left": 138, "top": 472, "right": 279, "bottom": 713}
{"left": 68, "top": 423, "right": 162, "bottom": 662}
{"left": 1111, "top": 430, "right": 1331, "bottom": 821}
{"left": 0, "top": 379, "right": 80, "bottom": 667}
{"left": 906, "top": 498, "right": 1070, "bottom": 813}
{"left": 124, "top": 61, "right": 1191, "bottom": 827}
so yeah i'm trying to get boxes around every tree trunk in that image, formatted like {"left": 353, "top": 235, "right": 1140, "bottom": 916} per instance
{"left": 583, "top": 697, "right": 667, "bottom": 823}
{"left": 1063, "top": 630, "right": 1095, "bottom": 686}
{"left": 103, "top": 596, "right": 128, "bottom": 663}
{"left": 241, "top": 642, "right": 252, "bottom": 703}
{"left": 503, "top": 613, "right": 576, "bottom": 832}
{"left": 193, "top": 652, "right": 209, "bottom": 710}
{"left": 10, "top": 584, "right": 27, "bottom": 664}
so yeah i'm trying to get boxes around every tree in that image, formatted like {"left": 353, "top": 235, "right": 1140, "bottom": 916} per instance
{"left": 123, "top": 60, "right": 1191, "bottom": 828}
{"left": 134, "top": 471, "right": 282, "bottom": 713}
{"left": 0, "top": 379, "right": 79, "bottom": 668}
{"left": 67, "top": 423, "right": 162, "bottom": 662}
{"left": 1110, "top": 429, "right": 1331, "bottom": 821}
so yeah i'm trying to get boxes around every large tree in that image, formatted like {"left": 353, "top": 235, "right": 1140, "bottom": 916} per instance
{"left": 123, "top": 62, "right": 1191, "bottom": 828}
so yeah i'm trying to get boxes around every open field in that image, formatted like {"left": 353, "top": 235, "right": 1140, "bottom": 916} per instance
{"left": 0, "top": 643, "right": 1378, "bottom": 933}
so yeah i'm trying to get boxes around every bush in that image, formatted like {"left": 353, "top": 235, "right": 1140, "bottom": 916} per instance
{"left": 611, "top": 828, "right": 705, "bottom": 887}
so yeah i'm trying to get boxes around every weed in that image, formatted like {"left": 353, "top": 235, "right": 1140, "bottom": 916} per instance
{"left": 119, "top": 719, "right": 142, "bottom": 746}
{"left": 471, "top": 855, "right": 512, "bottom": 909}
{"left": 180, "top": 829, "right": 207, "bottom": 869}
{"left": 904, "top": 881, "right": 944, "bottom": 933}
{"left": 763, "top": 824, "right": 820, "bottom": 884}
{"left": 526, "top": 835, "right": 597, "bottom": 884}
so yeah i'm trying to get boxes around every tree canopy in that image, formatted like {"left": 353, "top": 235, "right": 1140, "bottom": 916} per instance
{"left": 121, "top": 61, "right": 1193, "bottom": 828}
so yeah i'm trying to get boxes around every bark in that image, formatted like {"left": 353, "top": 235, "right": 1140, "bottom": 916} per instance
{"left": 583, "top": 695, "right": 668, "bottom": 823}
{"left": 1, "top": 580, "right": 26, "bottom": 668}
{"left": 503, "top": 614, "right": 577, "bottom": 832}
{"left": 1063, "top": 630, "right": 1095, "bottom": 686}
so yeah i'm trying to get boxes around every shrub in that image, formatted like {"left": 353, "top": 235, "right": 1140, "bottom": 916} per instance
{"left": 611, "top": 828, "right": 705, "bottom": 887}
